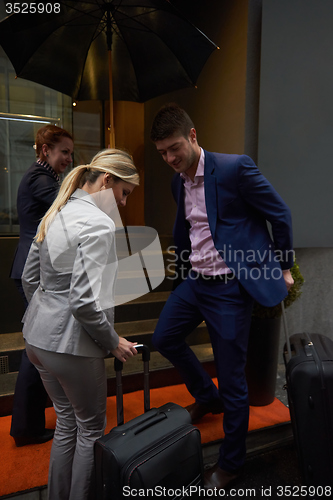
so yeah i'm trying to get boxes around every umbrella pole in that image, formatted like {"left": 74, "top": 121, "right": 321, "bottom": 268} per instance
{"left": 108, "top": 48, "right": 115, "bottom": 148}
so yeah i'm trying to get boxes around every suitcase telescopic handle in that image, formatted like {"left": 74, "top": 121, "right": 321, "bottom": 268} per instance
{"left": 114, "top": 344, "right": 150, "bottom": 426}
{"left": 281, "top": 301, "right": 292, "bottom": 361}
{"left": 114, "top": 343, "right": 150, "bottom": 371}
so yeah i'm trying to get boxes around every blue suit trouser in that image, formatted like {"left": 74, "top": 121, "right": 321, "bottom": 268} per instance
{"left": 153, "top": 272, "right": 254, "bottom": 472}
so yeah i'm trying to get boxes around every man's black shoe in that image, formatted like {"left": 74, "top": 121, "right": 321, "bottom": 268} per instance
{"left": 204, "top": 463, "right": 240, "bottom": 490}
{"left": 13, "top": 429, "right": 54, "bottom": 447}
{"left": 185, "top": 399, "right": 224, "bottom": 423}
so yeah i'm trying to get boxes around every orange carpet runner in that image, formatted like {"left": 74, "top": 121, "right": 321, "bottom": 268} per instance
{"left": 0, "top": 380, "right": 290, "bottom": 497}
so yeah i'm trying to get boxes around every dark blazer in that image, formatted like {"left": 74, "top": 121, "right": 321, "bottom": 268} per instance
{"left": 171, "top": 151, "right": 293, "bottom": 307}
{"left": 10, "top": 161, "right": 59, "bottom": 279}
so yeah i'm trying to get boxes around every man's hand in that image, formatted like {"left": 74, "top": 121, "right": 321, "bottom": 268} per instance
{"left": 283, "top": 269, "right": 294, "bottom": 291}
{"left": 111, "top": 337, "right": 138, "bottom": 363}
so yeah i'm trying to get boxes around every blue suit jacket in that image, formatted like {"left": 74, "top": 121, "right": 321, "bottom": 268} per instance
{"left": 10, "top": 162, "right": 59, "bottom": 279}
{"left": 171, "top": 151, "right": 293, "bottom": 307}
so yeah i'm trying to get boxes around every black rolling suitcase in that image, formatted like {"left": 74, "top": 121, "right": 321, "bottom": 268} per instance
{"left": 282, "top": 304, "right": 333, "bottom": 487}
{"left": 94, "top": 345, "right": 204, "bottom": 499}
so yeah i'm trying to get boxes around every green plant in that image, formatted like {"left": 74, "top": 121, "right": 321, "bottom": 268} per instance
{"left": 252, "top": 259, "right": 304, "bottom": 319}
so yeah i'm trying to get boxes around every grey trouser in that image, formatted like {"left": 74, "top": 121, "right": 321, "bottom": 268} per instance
{"left": 25, "top": 342, "right": 107, "bottom": 500}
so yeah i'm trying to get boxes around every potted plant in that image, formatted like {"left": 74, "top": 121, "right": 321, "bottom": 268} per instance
{"left": 246, "top": 260, "right": 304, "bottom": 406}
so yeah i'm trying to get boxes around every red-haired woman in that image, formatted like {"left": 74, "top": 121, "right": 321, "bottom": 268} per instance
{"left": 10, "top": 124, "right": 73, "bottom": 447}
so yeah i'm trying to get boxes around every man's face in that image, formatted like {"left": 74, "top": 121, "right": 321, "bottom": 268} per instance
{"left": 154, "top": 130, "right": 199, "bottom": 175}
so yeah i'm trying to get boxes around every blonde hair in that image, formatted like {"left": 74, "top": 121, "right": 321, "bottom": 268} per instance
{"left": 35, "top": 148, "right": 139, "bottom": 243}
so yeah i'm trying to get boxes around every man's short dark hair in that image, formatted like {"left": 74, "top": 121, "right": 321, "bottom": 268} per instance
{"left": 150, "top": 103, "right": 195, "bottom": 142}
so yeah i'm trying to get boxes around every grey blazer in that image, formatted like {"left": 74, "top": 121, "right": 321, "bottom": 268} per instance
{"left": 22, "top": 189, "right": 119, "bottom": 357}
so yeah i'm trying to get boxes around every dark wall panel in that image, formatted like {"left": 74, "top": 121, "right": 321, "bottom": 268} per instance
{"left": 258, "top": 0, "right": 333, "bottom": 247}
{"left": 0, "top": 238, "right": 25, "bottom": 334}
{"left": 144, "top": 0, "right": 249, "bottom": 235}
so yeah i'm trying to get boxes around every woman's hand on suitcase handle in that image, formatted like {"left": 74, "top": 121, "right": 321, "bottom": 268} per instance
{"left": 111, "top": 337, "right": 138, "bottom": 363}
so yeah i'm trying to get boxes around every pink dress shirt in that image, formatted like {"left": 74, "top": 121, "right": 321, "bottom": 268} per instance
{"left": 180, "top": 149, "right": 231, "bottom": 276}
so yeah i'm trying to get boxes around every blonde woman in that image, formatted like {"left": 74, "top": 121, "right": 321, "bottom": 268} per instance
{"left": 22, "top": 149, "right": 139, "bottom": 500}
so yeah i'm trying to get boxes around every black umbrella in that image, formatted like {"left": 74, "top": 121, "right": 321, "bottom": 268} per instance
{"left": 0, "top": 0, "right": 218, "bottom": 146}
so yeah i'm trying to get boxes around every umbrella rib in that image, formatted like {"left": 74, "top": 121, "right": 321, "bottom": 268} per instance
{"left": 59, "top": 1, "right": 158, "bottom": 25}
{"left": 58, "top": 1, "right": 125, "bottom": 41}
{"left": 60, "top": 1, "right": 166, "bottom": 32}
{"left": 56, "top": 2, "right": 112, "bottom": 96}
{"left": 53, "top": 1, "right": 216, "bottom": 52}
{"left": 60, "top": 1, "right": 105, "bottom": 25}
{"left": 112, "top": 6, "right": 202, "bottom": 85}
{"left": 112, "top": 3, "right": 217, "bottom": 44}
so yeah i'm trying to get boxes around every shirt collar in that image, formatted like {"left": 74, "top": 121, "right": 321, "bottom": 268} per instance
{"left": 196, "top": 148, "right": 205, "bottom": 177}
{"left": 180, "top": 148, "right": 205, "bottom": 181}
{"left": 70, "top": 188, "right": 98, "bottom": 207}
{"left": 37, "top": 158, "right": 60, "bottom": 182}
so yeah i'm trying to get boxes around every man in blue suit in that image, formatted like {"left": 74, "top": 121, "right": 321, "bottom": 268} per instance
{"left": 151, "top": 104, "right": 294, "bottom": 489}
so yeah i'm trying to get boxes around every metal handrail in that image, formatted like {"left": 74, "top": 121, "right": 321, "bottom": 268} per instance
{"left": 0, "top": 112, "right": 60, "bottom": 124}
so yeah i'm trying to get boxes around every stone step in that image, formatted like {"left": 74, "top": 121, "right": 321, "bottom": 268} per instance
{"left": 0, "top": 345, "right": 213, "bottom": 396}
{"left": 112, "top": 318, "right": 209, "bottom": 351}
{"left": 115, "top": 232, "right": 174, "bottom": 253}
{"left": 105, "top": 343, "right": 214, "bottom": 377}
{"left": 105, "top": 343, "right": 216, "bottom": 403}
{"left": 114, "top": 257, "right": 175, "bottom": 296}
{"left": 115, "top": 290, "right": 171, "bottom": 322}
{"left": 0, "top": 332, "right": 25, "bottom": 374}
{"left": 111, "top": 230, "right": 175, "bottom": 298}
{"left": 0, "top": 318, "right": 210, "bottom": 375}
{"left": 0, "top": 343, "right": 215, "bottom": 417}
{"left": 0, "top": 288, "right": 171, "bottom": 345}
{"left": 114, "top": 232, "right": 174, "bottom": 269}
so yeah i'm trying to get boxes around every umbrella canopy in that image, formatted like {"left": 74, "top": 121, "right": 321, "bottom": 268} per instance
{"left": 0, "top": 0, "right": 218, "bottom": 145}
{"left": 0, "top": 0, "right": 218, "bottom": 102}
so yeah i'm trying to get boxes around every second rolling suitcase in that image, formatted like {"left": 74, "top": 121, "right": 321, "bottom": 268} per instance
{"left": 283, "top": 306, "right": 333, "bottom": 487}
{"left": 94, "top": 345, "right": 204, "bottom": 499}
